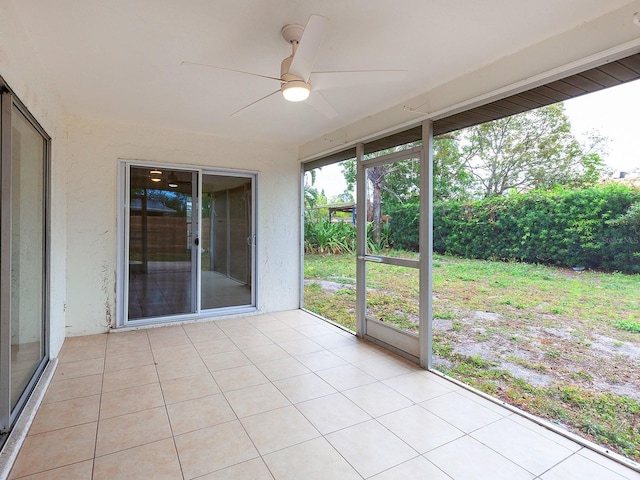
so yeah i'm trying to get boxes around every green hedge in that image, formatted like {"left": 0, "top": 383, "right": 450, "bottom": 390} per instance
{"left": 390, "top": 185, "right": 640, "bottom": 273}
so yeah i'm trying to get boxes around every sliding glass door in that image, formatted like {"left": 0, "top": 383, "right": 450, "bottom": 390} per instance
{"left": 121, "top": 164, "right": 255, "bottom": 325}
{"left": 127, "top": 167, "right": 197, "bottom": 320}
{"left": 1, "top": 89, "right": 49, "bottom": 440}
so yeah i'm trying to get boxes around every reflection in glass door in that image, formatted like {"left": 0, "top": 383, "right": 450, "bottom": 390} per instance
{"left": 1, "top": 91, "right": 49, "bottom": 439}
{"left": 127, "top": 167, "right": 196, "bottom": 320}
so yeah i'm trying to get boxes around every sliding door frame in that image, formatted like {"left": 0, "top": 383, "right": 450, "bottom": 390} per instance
{"left": 116, "top": 160, "right": 258, "bottom": 328}
{"left": 0, "top": 83, "right": 50, "bottom": 435}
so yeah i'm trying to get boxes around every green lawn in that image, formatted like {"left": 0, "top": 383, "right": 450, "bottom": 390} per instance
{"left": 304, "top": 253, "right": 640, "bottom": 461}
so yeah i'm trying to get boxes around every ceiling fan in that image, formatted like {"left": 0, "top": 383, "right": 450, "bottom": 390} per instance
{"left": 181, "top": 14, "right": 406, "bottom": 117}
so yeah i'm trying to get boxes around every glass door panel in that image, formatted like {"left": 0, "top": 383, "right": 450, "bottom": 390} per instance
{"left": 360, "top": 149, "right": 421, "bottom": 359}
{"left": 8, "top": 106, "right": 46, "bottom": 410}
{"left": 127, "top": 167, "right": 196, "bottom": 320}
{"left": 201, "top": 174, "right": 252, "bottom": 309}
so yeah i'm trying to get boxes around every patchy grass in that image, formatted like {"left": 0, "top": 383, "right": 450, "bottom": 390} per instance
{"left": 304, "top": 252, "right": 640, "bottom": 462}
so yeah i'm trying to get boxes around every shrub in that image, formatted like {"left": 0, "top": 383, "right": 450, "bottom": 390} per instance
{"left": 431, "top": 184, "right": 640, "bottom": 273}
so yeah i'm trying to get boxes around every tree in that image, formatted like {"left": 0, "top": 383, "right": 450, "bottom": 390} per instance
{"left": 460, "top": 103, "right": 608, "bottom": 198}
{"left": 341, "top": 138, "right": 474, "bottom": 242}
{"left": 432, "top": 133, "right": 474, "bottom": 201}
{"left": 342, "top": 145, "right": 421, "bottom": 244}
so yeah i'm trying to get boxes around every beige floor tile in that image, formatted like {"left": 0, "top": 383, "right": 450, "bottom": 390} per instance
{"left": 99, "top": 382, "right": 165, "bottom": 419}
{"left": 167, "top": 393, "right": 236, "bottom": 435}
{"left": 93, "top": 438, "right": 183, "bottom": 480}
{"left": 106, "top": 337, "right": 151, "bottom": 356}
{"left": 149, "top": 333, "right": 191, "bottom": 350}
{"left": 106, "top": 329, "right": 148, "bottom": 343}
{"left": 241, "top": 405, "right": 320, "bottom": 455}
{"left": 148, "top": 332, "right": 191, "bottom": 349}
{"left": 252, "top": 319, "right": 289, "bottom": 333}
{"left": 175, "top": 420, "right": 259, "bottom": 479}
{"left": 264, "top": 328, "right": 309, "bottom": 345}
{"left": 383, "top": 371, "right": 452, "bottom": 403}
{"left": 156, "top": 355, "right": 208, "bottom": 382}
{"left": 182, "top": 321, "right": 225, "bottom": 341}
{"left": 296, "top": 392, "right": 371, "bottom": 434}
{"left": 95, "top": 406, "right": 172, "bottom": 456}
{"left": 102, "top": 364, "right": 158, "bottom": 392}
{"left": 325, "top": 420, "right": 418, "bottom": 478}
{"left": 542, "top": 455, "right": 638, "bottom": 480}
{"left": 217, "top": 318, "right": 253, "bottom": 332}
{"left": 455, "top": 385, "right": 514, "bottom": 415}
{"left": 193, "top": 338, "right": 238, "bottom": 356}
{"left": 201, "top": 350, "right": 251, "bottom": 372}
{"left": 146, "top": 325, "right": 186, "bottom": 337}
{"left": 278, "top": 337, "right": 325, "bottom": 356}
{"left": 242, "top": 344, "right": 289, "bottom": 363}
{"left": 273, "top": 373, "right": 337, "bottom": 404}
{"left": 425, "top": 435, "right": 534, "bottom": 480}
{"left": 53, "top": 357, "right": 104, "bottom": 381}
{"left": 224, "top": 383, "right": 291, "bottom": 418}
{"left": 295, "top": 350, "right": 348, "bottom": 371}
{"left": 331, "top": 342, "right": 388, "bottom": 363}
{"left": 64, "top": 334, "right": 107, "bottom": 347}
{"left": 152, "top": 343, "right": 199, "bottom": 363}
{"left": 421, "top": 391, "right": 504, "bottom": 433}
{"left": 312, "top": 332, "right": 358, "bottom": 349}
{"left": 58, "top": 343, "right": 106, "bottom": 363}
{"left": 316, "top": 364, "right": 377, "bottom": 391}
{"left": 351, "top": 355, "right": 418, "bottom": 380}
{"left": 342, "top": 381, "right": 414, "bottom": 417}
{"left": 220, "top": 324, "right": 261, "bottom": 340}
{"left": 230, "top": 333, "right": 274, "bottom": 349}
{"left": 295, "top": 323, "right": 336, "bottom": 337}
{"left": 471, "top": 418, "right": 575, "bottom": 475}
{"left": 104, "top": 349, "right": 155, "bottom": 372}
{"left": 211, "top": 364, "right": 269, "bottom": 392}
{"left": 42, "top": 373, "right": 102, "bottom": 404}
{"left": 186, "top": 328, "right": 229, "bottom": 343}
{"left": 507, "top": 414, "right": 582, "bottom": 452}
{"left": 9, "top": 423, "right": 97, "bottom": 478}
{"left": 160, "top": 372, "right": 221, "bottom": 404}
{"left": 256, "top": 356, "right": 311, "bottom": 381}
{"left": 10, "top": 460, "right": 93, "bottom": 480}
{"left": 370, "top": 456, "right": 452, "bottom": 480}
{"left": 263, "top": 437, "right": 361, "bottom": 480}
{"left": 196, "top": 458, "right": 274, "bottom": 480}
{"left": 378, "top": 405, "right": 464, "bottom": 453}
{"left": 272, "top": 310, "right": 320, "bottom": 327}
{"left": 576, "top": 448, "right": 640, "bottom": 480}
{"left": 29, "top": 394, "right": 100, "bottom": 435}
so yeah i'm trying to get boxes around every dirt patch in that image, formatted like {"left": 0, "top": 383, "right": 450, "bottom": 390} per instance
{"left": 434, "top": 307, "right": 640, "bottom": 402}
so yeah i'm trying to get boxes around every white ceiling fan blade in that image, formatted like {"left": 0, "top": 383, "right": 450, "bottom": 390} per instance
{"left": 181, "top": 61, "right": 283, "bottom": 83}
{"left": 288, "top": 14, "right": 329, "bottom": 82}
{"left": 310, "top": 70, "right": 407, "bottom": 91}
{"left": 231, "top": 90, "right": 280, "bottom": 116}
{"left": 306, "top": 91, "right": 338, "bottom": 118}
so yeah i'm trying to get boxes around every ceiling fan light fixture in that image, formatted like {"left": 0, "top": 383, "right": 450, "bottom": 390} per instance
{"left": 281, "top": 80, "right": 311, "bottom": 102}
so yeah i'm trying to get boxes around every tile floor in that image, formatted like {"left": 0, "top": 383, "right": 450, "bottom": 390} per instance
{"left": 8, "top": 310, "right": 640, "bottom": 479}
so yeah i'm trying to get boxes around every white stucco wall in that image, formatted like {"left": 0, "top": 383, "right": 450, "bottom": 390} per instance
{"left": 0, "top": 1, "right": 68, "bottom": 357}
{"left": 64, "top": 117, "right": 299, "bottom": 336}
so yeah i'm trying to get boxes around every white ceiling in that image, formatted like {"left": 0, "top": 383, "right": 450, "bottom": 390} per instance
{"left": 11, "top": 0, "right": 635, "bottom": 145}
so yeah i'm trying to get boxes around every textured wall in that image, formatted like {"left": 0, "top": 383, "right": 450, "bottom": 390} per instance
{"left": 64, "top": 117, "right": 299, "bottom": 335}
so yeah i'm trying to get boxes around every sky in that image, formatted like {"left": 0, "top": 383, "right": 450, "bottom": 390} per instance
{"left": 311, "top": 79, "right": 640, "bottom": 200}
